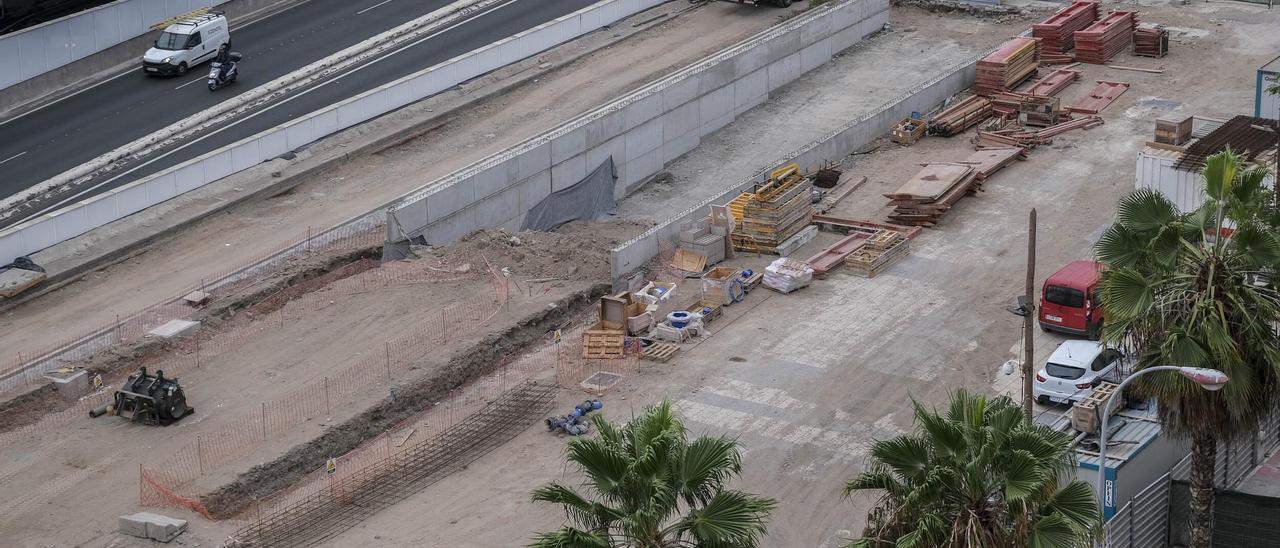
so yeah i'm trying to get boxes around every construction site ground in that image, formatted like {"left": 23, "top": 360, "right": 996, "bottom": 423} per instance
{"left": 4, "top": 0, "right": 1280, "bottom": 546}
{"left": 0, "top": 1, "right": 790, "bottom": 376}
{"left": 311, "top": 2, "right": 1277, "bottom": 547}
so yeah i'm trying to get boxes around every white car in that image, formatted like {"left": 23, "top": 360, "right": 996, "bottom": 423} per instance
{"left": 141, "top": 12, "right": 230, "bottom": 77}
{"left": 1033, "top": 340, "right": 1128, "bottom": 404}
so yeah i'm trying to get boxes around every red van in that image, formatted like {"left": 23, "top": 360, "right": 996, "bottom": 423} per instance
{"left": 1039, "top": 260, "right": 1107, "bottom": 340}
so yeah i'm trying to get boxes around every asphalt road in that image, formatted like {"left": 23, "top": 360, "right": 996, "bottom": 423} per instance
{"left": 0, "top": 0, "right": 600, "bottom": 227}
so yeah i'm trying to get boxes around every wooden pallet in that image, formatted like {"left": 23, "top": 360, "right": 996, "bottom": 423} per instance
{"left": 583, "top": 330, "right": 626, "bottom": 359}
{"left": 642, "top": 343, "right": 680, "bottom": 363}
{"left": 1072, "top": 381, "right": 1121, "bottom": 433}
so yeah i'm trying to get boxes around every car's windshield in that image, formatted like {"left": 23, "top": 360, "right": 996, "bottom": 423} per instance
{"left": 1045, "top": 285, "right": 1085, "bottom": 308}
{"left": 155, "top": 31, "right": 188, "bottom": 51}
{"left": 1046, "top": 362, "right": 1086, "bottom": 380}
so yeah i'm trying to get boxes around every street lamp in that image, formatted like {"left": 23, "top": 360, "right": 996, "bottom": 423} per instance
{"left": 1094, "top": 366, "right": 1228, "bottom": 542}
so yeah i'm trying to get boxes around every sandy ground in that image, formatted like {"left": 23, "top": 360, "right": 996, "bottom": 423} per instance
{"left": 0, "top": 1, "right": 790, "bottom": 376}
{"left": 309, "top": 2, "right": 1280, "bottom": 547}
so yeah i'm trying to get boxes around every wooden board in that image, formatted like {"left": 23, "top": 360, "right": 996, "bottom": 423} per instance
{"left": 642, "top": 343, "right": 680, "bottom": 363}
{"left": 671, "top": 248, "right": 707, "bottom": 273}
{"left": 1068, "top": 80, "right": 1130, "bottom": 114}
{"left": 805, "top": 232, "right": 870, "bottom": 276}
{"left": 886, "top": 163, "right": 974, "bottom": 201}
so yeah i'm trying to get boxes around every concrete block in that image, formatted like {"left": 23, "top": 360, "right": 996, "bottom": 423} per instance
{"left": 424, "top": 208, "right": 477, "bottom": 245}
{"left": 735, "top": 92, "right": 767, "bottom": 117}
{"left": 800, "top": 40, "right": 833, "bottom": 73}
{"left": 697, "top": 62, "right": 735, "bottom": 95}
{"left": 474, "top": 186, "right": 521, "bottom": 227}
{"left": 734, "top": 68, "right": 768, "bottom": 109}
{"left": 518, "top": 171, "right": 553, "bottom": 208}
{"left": 426, "top": 180, "right": 475, "bottom": 224}
{"left": 661, "top": 101, "right": 700, "bottom": 142}
{"left": 624, "top": 148, "right": 664, "bottom": 190}
{"left": 767, "top": 53, "right": 803, "bottom": 91}
{"left": 799, "top": 13, "right": 834, "bottom": 47}
{"left": 699, "top": 112, "right": 735, "bottom": 138}
{"left": 119, "top": 512, "right": 187, "bottom": 543}
{"left": 698, "top": 85, "right": 734, "bottom": 125}
{"left": 550, "top": 155, "right": 587, "bottom": 192}
{"left": 0, "top": 267, "right": 46, "bottom": 299}
{"left": 585, "top": 136, "right": 625, "bottom": 174}
{"left": 623, "top": 93, "right": 662, "bottom": 130}
{"left": 732, "top": 44, "right": 769, "bottom": 79}
{"left": 43, "top": 369, "right": 88, "bottom": 403}
{"left": 625, "top": 118, "right": 663, "bottom": 162}
{"left": 473, "top": 158, "right": 518, "bottom": 199}
{"left": 766, "top": 31, "right": 802, "bottom": 64}
{"left": 659, "top": 75, "right": 700, "bottom": 111}
{"left": 551, "top": 127, "right": 587, "bottom": 165}
{"left": 517, "top": 142, "right": 552, "bottom": 181}
{"left": 662, "top": 130, "right": 700, "bottom": 163}
{"left": 149, "top": 319, "right": 200, "bottom": 340}
{"left": 586, "top": 109, "right": 626, "bottom": 146}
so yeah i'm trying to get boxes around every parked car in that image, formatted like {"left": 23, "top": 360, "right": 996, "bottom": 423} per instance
{"left": 141, "top": 11, "right": 229, "bottom": 76}
{"left": 1039, "top": 260, "right": 1107, "bottom": 340}
{"left": 1033, "top": 340, "right": 1128, "bottom": 405}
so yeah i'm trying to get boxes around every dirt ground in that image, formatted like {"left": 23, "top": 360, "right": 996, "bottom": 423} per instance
{"left": 0, "top": 1, "right": 792, "bottom": 376}
{"left": 304, "top": 2, "right": 1279, "bottom": 547}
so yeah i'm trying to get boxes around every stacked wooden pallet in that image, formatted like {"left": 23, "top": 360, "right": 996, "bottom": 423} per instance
{"left": 845, "top": 230, "right": 910, "bottom": 278}
{"left": 729, "top": 164, "right": 814, "bottom": 253}
{"left": 583, "top": 323, "right": 626, "bottom": 358}
{"left": 1132, "top": 23, "right": 1168, "bottom": 58}
{"left": 1075, "top": 10, "right": 1138, "bottom": 64}
{"left": 975, "top": 37, "right": 1040, "bottom": 96}
{"left": 1031, "top": 1, "right": 1099, "bottom": 54}
{"left": 884, "top": 163, "right": 981, "bottom": 227}
{"left": 928, "top": 95, "right": 993, "bottom": 136}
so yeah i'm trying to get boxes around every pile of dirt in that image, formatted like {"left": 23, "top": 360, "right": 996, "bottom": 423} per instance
{"left": 200, "top": 283, "right": 610, "bottom": 518}
{"left": 426, "top": 220, "right": 651, "bottom": 282}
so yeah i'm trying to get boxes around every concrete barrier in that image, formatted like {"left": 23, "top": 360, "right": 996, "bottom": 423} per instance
{"left": 385, "top": 0, "right": 891, "bottom": 247}
{"left": 0, "top": 0, "right": 667, "bottom": 265}
{"left": 607, "top": 53, "right": 983, "bottom": 285}
{"left": 0, "top": 0, "right": 220, "bottom": 92}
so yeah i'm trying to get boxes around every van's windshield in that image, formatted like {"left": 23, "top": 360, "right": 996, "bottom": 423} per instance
{"left": 1045, "top": 285, "right": 1085, "bottom": 308}
{"left": 155, "top": 31, "right": 189, "bottom": 51}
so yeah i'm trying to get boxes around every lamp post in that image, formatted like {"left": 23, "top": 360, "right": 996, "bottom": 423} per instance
{"left": 1094, "top": 366, "right": 1228, "bottom": 543}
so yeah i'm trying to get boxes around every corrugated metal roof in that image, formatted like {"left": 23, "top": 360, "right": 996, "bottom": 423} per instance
{"left": 1174, "top": 115, "right": 1279, "bottom": 172}
{"left": 1140, "top": 145, "right": 1183, "bottom": 159}
{"left": 1077, "top": 418, "right": 1163, "bottom": 469}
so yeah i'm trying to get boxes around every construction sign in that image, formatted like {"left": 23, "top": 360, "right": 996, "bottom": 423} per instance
{"left": 325, "top": 458, "right": 337, "bottom": 476}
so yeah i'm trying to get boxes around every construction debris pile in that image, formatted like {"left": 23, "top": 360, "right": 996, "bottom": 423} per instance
{"left": 975, "top": 37, "right": 1040, "bottom": 96}
{"left": 1075, "top": 10, "right": 1138, "bottom": 64}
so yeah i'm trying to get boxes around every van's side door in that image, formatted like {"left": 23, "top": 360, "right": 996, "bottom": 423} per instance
{"left": 186, "top": 31, "right": 205, "bottom": 62}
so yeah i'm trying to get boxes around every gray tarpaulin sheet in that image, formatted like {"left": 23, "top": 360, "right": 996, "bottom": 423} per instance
{"left": 522, "top": 158, "right": 618, "bottom": 231}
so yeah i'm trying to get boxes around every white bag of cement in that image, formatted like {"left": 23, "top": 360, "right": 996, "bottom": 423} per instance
{"left": 764, "top": 258, "right": 813, "bottom": 294}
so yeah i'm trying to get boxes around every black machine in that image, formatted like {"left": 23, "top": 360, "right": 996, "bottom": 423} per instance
{"left": 114, "top": 367, "right": 193, "bottom": 426}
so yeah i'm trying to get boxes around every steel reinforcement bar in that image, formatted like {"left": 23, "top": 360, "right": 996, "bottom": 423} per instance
{"left": 223, "top": 380, "right": 557, "bottom": 547}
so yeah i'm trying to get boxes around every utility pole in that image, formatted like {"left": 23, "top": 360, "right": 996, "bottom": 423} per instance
{"left": 1023, "top": 209, "right": 1037, "bottom": 422}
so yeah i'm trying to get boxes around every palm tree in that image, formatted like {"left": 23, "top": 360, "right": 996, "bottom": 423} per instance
{"left": 530, "top": 400, "right": 777, "bottom": 547}
{"left": 1095, "top": 149, "right": 1280, "bottom": 547}
{"left": 843, "top": 389, "right": 1101, "bottom": 548}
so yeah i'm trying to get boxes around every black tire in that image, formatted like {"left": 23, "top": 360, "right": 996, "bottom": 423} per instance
{"left": 208, "top": 81, "right": 217, "bottom": 91}
{"left": 177, "top": 62, "right": 188, "bottom": 76}
{"left": 1036, "top": 395, "right": 1050, "bottom": 405}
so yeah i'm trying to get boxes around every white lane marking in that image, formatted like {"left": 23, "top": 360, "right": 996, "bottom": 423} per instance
{"left": 22, "top": 0, "right": 522, "bottom": 219}
{"left": 357, "top": 0, "right": 396, "bottom": 15}
{"left": 0, "top": 151, "right": 28, "bottom": 165}
{"left": 175, "top": 76, "right": 208, "bottom": 90}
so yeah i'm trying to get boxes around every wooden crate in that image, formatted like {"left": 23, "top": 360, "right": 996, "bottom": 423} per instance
{"left": 1071, "top": 381, "right": 1121, "bottom": 434}
{"left": 891, "top": 118, "right": 927, "bottom": 145}
{"left": 582, "top": 321, "right": 626, "bottom": 359}
{"left": 1154, "top": 115, "right": 1192, "bottom": 146}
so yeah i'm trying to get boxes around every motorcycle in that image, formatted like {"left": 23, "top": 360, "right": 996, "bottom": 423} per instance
{"left": 207, "top": 51, "right": 241, "bottom": 91}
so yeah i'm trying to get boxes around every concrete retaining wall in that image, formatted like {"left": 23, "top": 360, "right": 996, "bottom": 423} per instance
{"left": 0, "top": 0, "right": 221, "bottom": 92}
{"left": 386, "top": 0, "right": 891, "bottom": 246}
{"left": 0, "top": 0, "right": 665, "bottom": 265}
{"left": 607, "top": 53, "right": 982, "bottom": 285}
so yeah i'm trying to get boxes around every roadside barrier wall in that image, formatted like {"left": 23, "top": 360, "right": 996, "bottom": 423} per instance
{"left": 607, "top": 53, "right": 983, "bottom": 285}
{"left": 0, "top": 0, "right": 666, "bottom": 266}
{"left": 385, "top": 0, "right": 891, "bottom": 246}
{"left": 0, "top": 0, "right": 221, "bottom": 92}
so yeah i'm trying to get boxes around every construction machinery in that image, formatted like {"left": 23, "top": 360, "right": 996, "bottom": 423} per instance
{"left": 113, "top": 368, "right": 193, "bottom": 426}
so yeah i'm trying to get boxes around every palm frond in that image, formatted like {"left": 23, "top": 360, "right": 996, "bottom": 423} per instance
{"left": 528, "top": 527, "right": 612, "bottom": 548}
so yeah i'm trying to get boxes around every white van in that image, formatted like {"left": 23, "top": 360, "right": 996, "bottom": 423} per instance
{"left": 141, "top": 12, "right": 230, "bottom": 77}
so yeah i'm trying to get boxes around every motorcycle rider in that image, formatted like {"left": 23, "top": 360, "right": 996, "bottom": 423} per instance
{"left": 214, "top": 43, "right": 232, "bottom": 81}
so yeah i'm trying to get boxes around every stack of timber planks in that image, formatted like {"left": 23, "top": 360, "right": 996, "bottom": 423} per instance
{"left": 729, "top": 164, "right": 814, "bottom": 253}
{"left": 1075, "top": 10, "right": 1138, "bottom": 64}
{"left": 1032, "top": 1, "right": 1099, "bottom": 54}
{"left": 976, "top": 37, "right": 1040, "bottom": 96}
{"left": 928, "top": 95, "right": 993, "bottom": 136}
{"left": 884, "top": 163, "right": 981, "bottom": 227}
